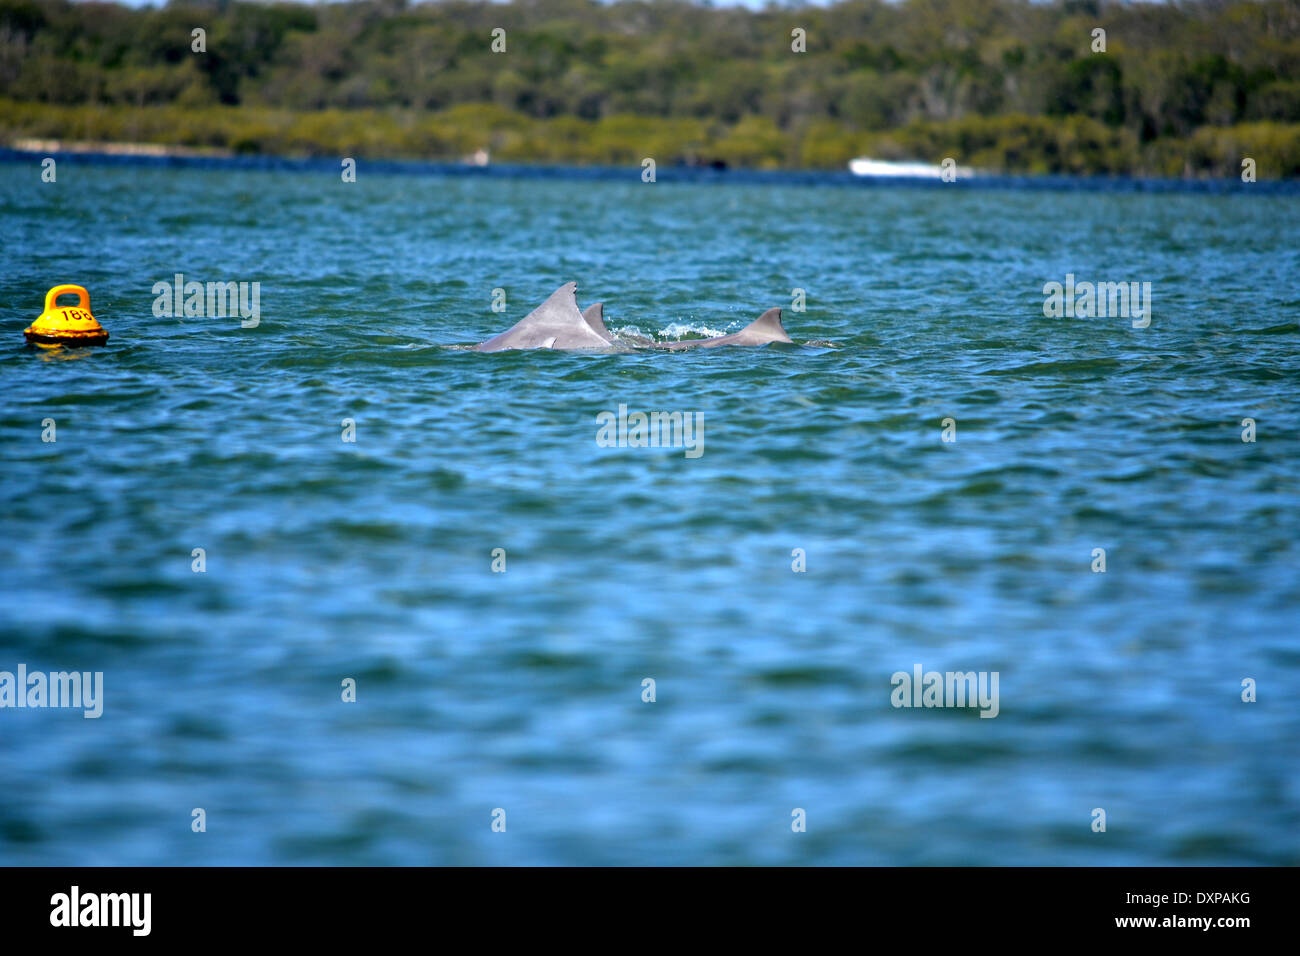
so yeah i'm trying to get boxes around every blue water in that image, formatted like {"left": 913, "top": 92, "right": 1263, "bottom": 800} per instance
{"left": 1, "top": 159, "right": 1298, "bottom": 865}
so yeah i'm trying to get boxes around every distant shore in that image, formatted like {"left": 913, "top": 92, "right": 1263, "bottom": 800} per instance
{"left": 6, "top": 144, "right": 1296, "bottom": 196}
{"left": 9, "top": 137, "right": 234, "bottom": 159}
{"left": 5, "top": 0, "right": 1300, "bottom": 180}
{"left": 3, "top": 101, "right": 1299, "bottom": 181}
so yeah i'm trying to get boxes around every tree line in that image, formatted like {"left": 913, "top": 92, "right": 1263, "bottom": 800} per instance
{"left": 2, "top": 0, "right": 1298, "bottom": 176}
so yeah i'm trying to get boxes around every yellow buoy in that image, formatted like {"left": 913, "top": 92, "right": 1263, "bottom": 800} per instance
{"left": 24, "top": 285, "right": 109, "bottom": 347}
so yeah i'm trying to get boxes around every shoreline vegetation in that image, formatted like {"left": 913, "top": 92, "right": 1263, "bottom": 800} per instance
{"left": 2, "top": 0, "right": 1298, "bottom": 178}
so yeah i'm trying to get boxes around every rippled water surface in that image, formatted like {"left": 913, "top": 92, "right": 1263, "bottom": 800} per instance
{"left": 2, "top": 162, "right": 1298, "bottom": 864}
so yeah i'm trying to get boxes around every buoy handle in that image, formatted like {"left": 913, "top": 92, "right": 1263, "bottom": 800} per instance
{"left": 44, "top": 284, "right": 91, "bottom": 314}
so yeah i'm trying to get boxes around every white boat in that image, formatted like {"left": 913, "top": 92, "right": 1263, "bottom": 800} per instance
{"left": 849, "top": 157, "right": 974, "bottom": 179}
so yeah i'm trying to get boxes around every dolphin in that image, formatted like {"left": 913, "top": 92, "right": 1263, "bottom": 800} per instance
{"left": 616, "top": 307, "right": 794, "bottom": 350}
{"left": 581, "top": 302, "right": 613, "bottom": 341}
{"left": 669, "top": 307, "right": 793, "bottom": 349}
{"left": 474, "top": 282, "right": 616, "bottom": 351}
{"left": 474, "top": 284, "right": 795, "bottom": 351}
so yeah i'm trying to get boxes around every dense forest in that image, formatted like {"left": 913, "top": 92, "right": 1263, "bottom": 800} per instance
{"left": 2, "top": 0, "right": 1299, "bottom": 176}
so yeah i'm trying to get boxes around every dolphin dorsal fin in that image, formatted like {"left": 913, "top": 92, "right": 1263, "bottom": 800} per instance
{"left": 582, "top": 303, "right": 611, "bottom": 339}
{"left": 474, "top": 282, "right": 617, "bottom": 351}
{"left": 526, "top": 281, "right": 582, "bottom": 323}
{"left": 512, "top": 281, "right": 596, "bottom": 333}
{"left": 739, "top": 307, "right": 792, "bottom": 343}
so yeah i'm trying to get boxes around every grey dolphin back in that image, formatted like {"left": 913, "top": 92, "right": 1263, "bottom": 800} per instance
{"left": 648, "top": 306, "right": 794, "bottom": 350}
{"left": 582, "top": 303, "right": 613, "bottom": 341}
{"left": 474, "top": 282, "right": 614, "bottom": 351}
{"left": 697, "top": 307, "right": 793, "bottom": 347}
{"left": 474, "top": 292, "right": 793, "bottom": 351}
